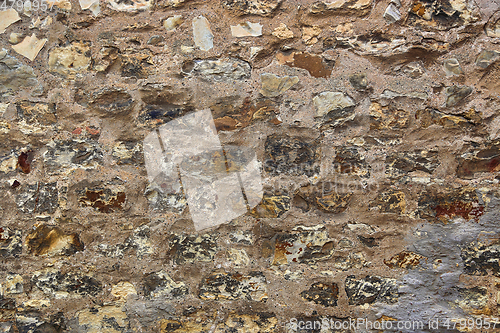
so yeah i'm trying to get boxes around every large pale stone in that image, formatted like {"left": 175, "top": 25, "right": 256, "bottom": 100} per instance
{"left": 313, "top": 91, "right": 355, "bottom": 117}
{"left": 260, "top": 73, "right": 299, "bottom": 97}
{"left": 48, "top": 42, "right": 91, "bottom": 79}
{"left": 192, "top": 16, "right": 213, "bottom": 51}
{"left": 11, "top": 34, "right": 46, "bottom": 61}
{"left": 222, "top": 0, "right": 281, "bottom": 16}
{"left": 231, "top": 22, "right": 263, "bottom": 37}
{"left": 0, "top": 9, "right": 21, "bottom": 34}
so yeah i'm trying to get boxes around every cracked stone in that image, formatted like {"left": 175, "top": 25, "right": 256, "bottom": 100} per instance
{"left": 300, "top": 282, "right": 339, "bottom": 307}
{"left": 211, "top": 97, "right": 278, "bottom": 131}
{"left": 199, "top": 271, "right": 268, "bottom": 301}
{"left": 278, "top": 52, "right": 333, "bottom": 78}
{"left": 228, "top": 248, "right": 250, "bottom": 267}
{"left": 112, "top": 141, "right": 144, "bottom": 165}
{"left": 48, "top": 42, "right": 91, "bottom": 79}
{"left": 385, "top": 149, "right": 439, "bottom": 179}
{"left": 142, "top": 270, "right": 188, "bottom": 299}
{"left": 2, "top": 274, "right": 23, "bottom": 295}
{"left": 345, "top": 275, "right": 399, "bottom": 305}
{"left": 333, "top": 146, "right": 370, "bottom": 178}
{"left": 314, "top": 92, "right": 355, "bottom": 126}
{"left": 332, "top": 252, "right": 368, "bottom": 270}
{"left": 0, "top": 49, "right": 39, "bottom": 96}
{"left": 445, "top": 85, "right": 473, "bottom": 107}
{"left": 251, "top": 193, "right": 290, "bottom": 218}
{"left": 163, "top": 15, "right": 183, "bottom": 31}
{"left": 456, "top": 141, "right": 500, "bottom": 179}
{"left": 16, "top": 101, "right": 57, "bottom": 135}
{"left": 369, "top": 102, "right": 409, "bottom": 130}
{"left": 0, "top": 228, "right": 22, "bottom": 257}
{"left": 409, "top": 0, "right": 480, "bottom": 31}
{"left": 302, "top": 26, "right": 321, "bottom": 45}
{"left": 97, "top": 225, "right": 152, "bottom": 258}
{"left": 16, "top": 182, "right": 58, "bottom": 214}
{"left": 182, "top": 58, "right": 251, "bottom": 81}
{"left": 168, "top": 234, "right": 217, "bottom": 264}
{"left": 43, "top": 139, "right": 103, "bottom": 175}
{"left": 26, "top": 224, "right": 84, "bottom": 256}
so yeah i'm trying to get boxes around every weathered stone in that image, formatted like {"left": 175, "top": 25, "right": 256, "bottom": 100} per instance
{"left": 369, "top": 189, "right": 406, "bottom": 214}
{"left": 147, "top": 35, "right": 164, "bottom": 45}
{"left": 112, "top": 141, "right": 144, "bottom": 165}
{"left": 229, "top": 230, "right": 254, "bottom": 245}
{"left": 384, "top": 2, "right": 401, "bottom": 23}
{"left": 111, "top": 281, "right": 137, "bottom": 301}
{"left": 192, "top": 16, "right": 213, "bottom": 51}
{"left": 272, "top": 225, "right": 334, "bottom": 265}
{"left": 26, "top": 224, "right": 84, "bottom": 256}
{"left": 221, "top": 0, "right": 282, "bottom": 16}
{"left": 349, "top": 73, "right": 368, "bottom": 90}
{"left": 228, "top": 248, "right": 250, "bottom": 267}
{"left": 160, "top": 0, "right": 191, "bottom": 7}
{"left": 144, "top": 178, "right": 187, "bottom": 214}
{"left": 163, "top": 15, "right": 183, "bottom": 31}
{"left": 461, "top": 242, "right": 500, "bottom": 276}
{"left": 345, "top": 275, "right": 398, "bottom": 305}
{"left": 78, "top": 187, "right": 126, "bottom": 213}
{"left": 443, "top": 58, "right": 463, "bottom": 76}
{"left": 107, "top": 0, "right": 152, "bottom": 11}
{"left": 300, "top": 282, "right": 339, "bottom": 307}
{"left": 211, "top": 97, "right": 278, "bottom": 131}
{"left": 2, "top": 274, "right": 23, "bottom": 295}
{"left": 418, "top": 187, "right": 484, "bottom": 222}
{"left": 264, "top": 134, "right": 320, "bottom": 177}
{"left": 168, "top": 234, "right": 217, "bottom": 264}
{"left": 369, "top": 102, "right": 409, "bottom": 130}
{"left": 445, "top": 85, "right": 473, "bottom": 107}
{"left": 16, "top": 182, "right": 58, "bottom": 214}
{"left": 251, "top": 193, "right": 290, "bottom": 218}
{"left": 314, "top": 92, "right": 355, "bottom": 120}
{"left": 0, "top": 9, "right": 20, "bottom": 34}
{"left": 416, "top": 107, "right": 481, "bottom": 129}
{"left": 231, "top": 22, "right": 263, "bottom": 37}
{"left": 384, "top": 251, "right": 425, "bottom": 269}
{"left": 385, "top": 150, "right": 439, "bottom": 179}
{"left": 0, "top": 49, "right": 39, "bottom": 96}
{"left": 456, "top": 141, "right": 500, "bottom": 179}
{"left": 302, "top": 26, "right": 321, "bottom": 45}
{"left": 32, "top": 268, "right": 102, "bottom": 297}
{"left": 486, "top": 11, "right": 500, "bottom": 38}
{"left": 456, "top": 287, "right": 490, "bottom": 315}
{"left": 199, "top": 272, "right": 268, "bottom": 301}
{"left": 12, "top": 34, "right": 47, "bottom": 61}
{"left": 159, "top": 310, "right": 214, "bottom": 332}
{"left": 259, "top": 73, "right": 299, "bottom": 97}
{"left": 142, "top": 270, "right": 188, "bottom": 299}
{"left": 182, "top": 58, "right": 251, "bottom": 81}
{"left": 97, "top": 225, "right": 152, "bottom": 258}
{"left": 214, "top": 313, "right": 278, "bottom": 332}
{"left": 294, "top": 183, "right": 352, "bottom": 214}
{"left": 120, "top": 50, "right": 153, "bottom": 78}
{"left": 272, "top": 23, "right": 294, "bottom": 39}
{"left": 408, "top": 0, "right": 480, "bottom": 31}
{"left": 476, "top": 50, "right": 500, "bottom": 69}
{"left": 332, "top": 252, "right": 368, "bottom": 270}
{"left": 333, "top": 146, "right": 370, "bottom": 178}
{"left": 77, "top": 305, "right": 128, "bottom": 332}
{"left": 16, "top": 101, "right": 57, "bottom": 135}
{"left": 310, "top": 0, "right": 372, "bottom": 15}
{"left": 44, "top": 139, "right": 103, "bottom": 175}
{"left": 337, "top": 35, "right": 409, "bottom": 57}
{"left": 48, "top": 42, "right": 91, "bottom": 79}
{"left": 278, "top": 52, "right": 333, "bottom": 78}
{"left": 0, "top": 228, "right": 22, "bottom": 257}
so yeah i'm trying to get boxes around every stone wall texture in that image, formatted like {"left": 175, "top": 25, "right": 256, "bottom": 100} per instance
{"left": 1, "top": 0, "right": 500, "bottom": 332}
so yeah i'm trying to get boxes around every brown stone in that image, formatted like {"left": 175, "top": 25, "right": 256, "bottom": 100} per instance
{"left": 78, "top": 188, "right": 126, "bottom": 213}
{"left": 26, "top": 224, "right": 84, "bottom": 256}
{"left": 384, "top": 251, "right": 426, "bottom": 269}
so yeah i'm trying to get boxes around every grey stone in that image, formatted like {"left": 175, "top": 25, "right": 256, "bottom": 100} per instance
{"left": 182, "top": 58, "right": 251, "bottom": 81}
{"left": 345, "top": 275, "right": 398, "bottom": 305}
{"left": 0, "top": 49, "right": 38, "bottom": 97}
{"left": 16, "top": 182, "right": 59, "bottom": 214}
{"left": 445, "top": 85, "right": 473, "bottom": 107}
{"left": 221, "top": 0, "right": 281, "bottom": 16}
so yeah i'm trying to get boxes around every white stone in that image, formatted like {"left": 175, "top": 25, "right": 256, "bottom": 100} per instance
{"left": 192, "top": 16, "right": 214, "bottom": 51}
{"left": 107, "top": 0, "right": 151, "bottom": 12}
{"left": 313, "top": 91, "right": 355, "bottom": 117}
{"left": 164, "top": 15, "right": 183, "bottom": 31}
{"left": 80, "top": 0, "right": 100, "bottom": 15}
{"left": 0, "top": 9, "right": 21, "bottom": 34}
{"left": 384, "top": 3, "right": 401, "bottom": 23}
{"left": 231, "top": 22, "right": 262, "bottom": 37}
{"left": 12, "top": 33, "right": 47, "bottom": 61}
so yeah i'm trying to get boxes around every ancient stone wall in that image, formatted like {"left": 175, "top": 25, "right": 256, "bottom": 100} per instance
{"left": 1, "top": 0, "right": 500, "bottom": 331}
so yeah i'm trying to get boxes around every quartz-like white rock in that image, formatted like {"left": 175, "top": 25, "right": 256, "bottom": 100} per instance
{"left": 12, "top": 34, "right": 47, "bottom": 61}
{"left": 231, "top": 22, "right": 262, "bottom": 37}
{"left": 164, "top": 15, "right": 183, "bottom": 31}
{"left": 0, "top": 9, "right": 21, "bottom": 34}
{"left": 192, "top": 16, "right": 214, "bottom": 51}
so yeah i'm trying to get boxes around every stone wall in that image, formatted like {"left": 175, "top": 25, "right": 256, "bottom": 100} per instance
{"left": 1, "top": 0, "right": 500, "bottom": 331}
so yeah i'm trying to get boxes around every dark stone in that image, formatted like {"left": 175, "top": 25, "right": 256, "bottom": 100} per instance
{"left": 78, "top": 188, "right": 126, "bottom": 213}
{"left": 445, "top": 85, "right": 473, "bottom": 107}
{"left": 168, "top": 234, "right": 217, "bottom": 264}
{"left": 358, "top": 235, "right": 378, "bottom": 247}
{"left": 349, "top": 73, "right": 368, "bottom": 90}
{"left": 16, "top": 182, "right": 59, "bottom": 214}
{"left": 461, "top": 242, "right": 500, "bottom": 276}
{"left": 456, "top": 141, "right": 500, "bottom": 179}
{"left": 369, "top": 189, "right": 406, "bottom": 214}
{"left": 142, "top": 271, "right": 188, "bottom": 299}
{"left": 333, "top": 146, "right": 370, "bottom": 178}
{"left": 221, "top": 0, "right": 281, "bottom": 16}
{"left": 385, "top": 150, "right": 439, "bottom": 179}
{"left": 294, "top": 182, "right": 352, "bottom": 214}
{"left": 198, "top": 271, "right": 267, "bottom": 301}
{"left": 251, "top": 193, "right": 290, "bottom": 218}
{"left": 416, "top": 108, "right": 481, "bottom": 129}
{"left": 264, "top": 134, "right": 320, "bottom": 177}
{"left": 0, "top": 227, "right": 22, "bottom": 257}
{"left": 345, "top": 275, "right": 399, "bottom": 305}
{"left": 44, "top": 139, "right": 103, "bottom": 175}
{"left": 17, "top": 150, "right": 33, "bottom": 174}
{"left": 300, "top": 282, "right": 339, "bottom": 307}
{"left": 25, "top": 224, "right": 84, "bottom": 256}
{"left": 32, "top": 269, "right": 102, "bottom": 297}
{"left": 408, "top": 0, "right": 476, "bottom": 31}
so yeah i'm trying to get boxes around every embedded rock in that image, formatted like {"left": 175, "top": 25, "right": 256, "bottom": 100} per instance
{"left": 221, "top": 0, "right": 282, "bottom": 16}
{"left": 0, "top": 49, "right": 38, "bottom": 96}
{"left": 231, "top": 22, "right": 263, "bottom": 37}
{"left": 333, "top": 146, "right": 370, "bottom": 178}
{"left": 192, "top": 16, "right": 213, "bottom": 51}
{"left": 310, "top": 0, "right": 372, "bottom": 15}
{"left": 314, "top": 92, "right": 355, "bottom": 119}
{"left": 259, "top": 73, "right": 299, "bottom": 97}
{"left": 44, "top": 139, "right": 103, "bottom": 175}
{"left": 345, "top": 275, "right": 398, "bottom": 305}
{"left": 384, "top": 251, "right": 426, "bottom": 269}
{"left": 26, "top": 224, "right": 84, "bottom": 256}
{"left": 78, "top": 187, "right": 126, "bottom": 213}
{"left": 445, "top": 85, "right": 473, "bottom": 107}
{"left": 369, "top": 102, "right": 409, "bottom": 130}
{"left": 385, "top": 150, "right": 439, "bottom": 179}
{"left": 142, "top": 270, "right": 188, "bottom": 299}
{"left": 32, "top": 269, "right": 102, "bottom": 297}
{"left": 456, "top": 141, "right": 500, "bottom": 179}
{"left": 0, "top": 228, "right": 22, "bottom": 257}
{"left": 107, "top": 0, "right": 152, "bottom": 11}
{"left": 16, "top": 182, "right": 59, "bottom": 214}
{"left": 48, "top": 42, "right": 91, "bottom": 79}
{"left": 182, "top": 58, "right": 251, "bottom": 81}
{"left": 168, "top": 234, "right": 217, "bottom": 264}
{"left": 461, "top": 242, "right": 500, "bottom": 276}
{"left": 251, "top": 193, "right": 290, "bottom": 218}
{"left": 199, "top": 271, "right": 268, "bottom": 301}
{"left": 300, "top": 282, "right": 339, "bottom": 307}
{"left": 369, "top": 190, "right": 406, "bottom": 214}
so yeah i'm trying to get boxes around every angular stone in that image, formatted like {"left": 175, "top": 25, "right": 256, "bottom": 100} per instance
{"left": 314, "top": 91, "right": 355, "bottom": 126}
{"left": 349, "top": 73, "right": 368, "bottom": 90}
{"left": 142, "top": 270, "right": 188, "bottom": 299}
{"left": 345, "top": 275, "right": 398, "bottom": 305}
{"left": 461, "top": 242, "right": 500, "bottom": 276}
{"left": 476, "top": 50, "right": 500, "bottom": 69}
{"left": 120, "top": 50, "right": 153, "bottom": 78}
{"left": 227, "top": 248, "right": 250, "bottom": 267}
{"left": 221, "top": 0, "right": 281, "bottom": 16}
{"left": 384, "top": 2, "right": 401, "bottom": 23}
{"left": 300, "top": 282, "right": 339, "bottom": 307}
{"left": 384, "top": 251, "right": 425, "bottom": 269}
{"left": 199, "top": 271, "right": 268, "bottom": 301}
{"left": 385, "top": 149, "right": 439, "bottom": 179}
{"left": 294, "top": 183, "right": 352, "bottom": 214}
{"left": 456, "top": 141, "right": 500, "bottom": 179}
{"left": 333, "top": 146, "right": 370, "bottom": 178}
{"left": 272, "top": 23, "right": 293, "bottom": 39}
{"left": 112, "top": 141, "right": 144, "bottom": 165}
{"left": 78, "top": 187, "right": 126, "bottom": 213}
{"left": 16, "top": 182, "right": 58, "bottom": 214}
{"left": 486, "top": 11, "right": 500, "bottom": 38}
{"left": 97, "top": 225, "right": 152, "bottom": 258}
{"left": 0, "top": 228, "right": 22, "bottom": 257}
{"left": 80, "top": 0, "right": 100, "bottom": 13}
{"left": 264, "top": 134, "right": 320, "bottom": 177}
{"left": 445, "top": 85, "right": 473, "bottom": 107}
{"left": 310, "top": 0, "right": 372, "bottom": 15}
{"left": 192, "top": 16, "right": 213, "bottom": 51}
{"left": 214, "top": 313, "right": 278, "bottom": 332}
{"left": 107, "top": 0, "right": 152, "bottom": 11}
{"left": 416, "top": 108, "right": 481, "bottom": 129}
{"left": 147, "top": 35, "right": 164, "bottom": 45}
{"left": 456, "top": 287, "right": 490, "bottom": 315}
{"left": 0, "top": 151, "right": 17, "bottom": 174}
{"left": 0, "top": 49, "right": 38, "bottom": 96}
{"left": 16, "top": 101, "right": 57, "bottom": 135}
{"left": 272, "top": 226, "right": 334, "bottom": 265}
{"left": 337, "top": 35, "right": 409, "bottom": 57}
{"left": 144, "top": 178, "right": 187, "bottom": 214}
{"left": 409, "top": 0, "right": 479, "bottom": 30}
{"left": 369, "top": 102, "right": 409, "bottom": 130}
{"left": 160, "top": 310, "right": 214, "bottom": 332}
{"left": 32, "top": 268, "right": 102, "bottom": 297}
{"left": 302, "top": 26, "right": 321, "bottom": 45}
{"left": 44, "top": 139, "right": 103, "bottom": 175}
{"left": 229, "top": 230, "right": 254, "bottom": 245}
{"left": 211, "top": 97, "right": 278, "bottom": 131}
{"left": 168, "top": 234, "right": 217, "bottom": 264}
{"left": 279, "top": 52, "right": 333, "bottom": 78}
{"left": 259, "top": 73, "right": 299, "bottom": 97}
{"left": 443, "top": 58, "right": 463, "bottom": 76}
{"left": 182, "top": 58, "right": 251, "bottom": 81}
{"left": 2, "top": 274, "right": 23, "bottom": 295}
{"left": 332, "top": 252, "right": 368, "bottom": 270}
{"left": 26, "top": 224, "right": 84, "bottom": 256}
{"left": 163, "top": 15, "right": 183, "bottom": 31}
{"left": 111, "top": 281, "right": 137, "bottom": 301}
{"left": 77, "top": 305, "right": 128, "bottom": 332}
{"left": 76, "top": 87, "right": 135, "bottom": 115}
{"left": 0, "top": 9, "right": 20, "bottom": 34}
{"left": 231, "top": 22, "right": 263, "bottom": 37}
{"left": 48, "top": 42, "right": 91, "bottom": 79}
{"left": 417, "top": 187, "right": 484, "bottom": 222}
{"left": 251, "top": 193, "right": 290, "bottom": 218}
{"left": 12, "top": 34, "right": 46, "bottom": 61}
{"left": 369, "top": 190, "right": 406, "bottom": 214}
